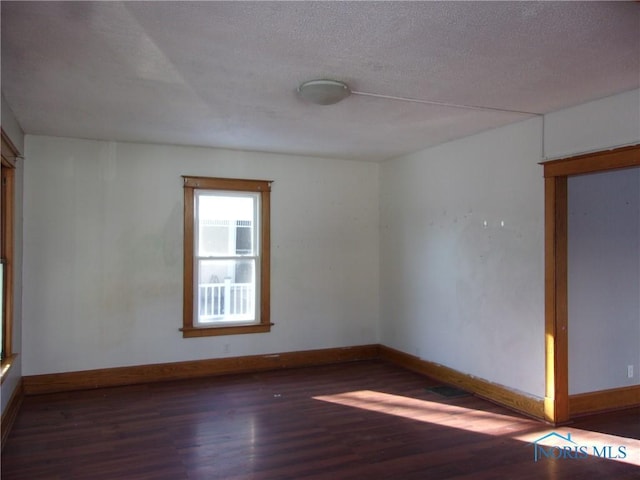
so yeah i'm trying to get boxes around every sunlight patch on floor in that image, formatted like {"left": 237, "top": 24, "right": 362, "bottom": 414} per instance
{"left": 314, "top": 390, "right": 534, "bottom": 433}
{"left": 313, "top": 390, "right": 639, "bottom": 466}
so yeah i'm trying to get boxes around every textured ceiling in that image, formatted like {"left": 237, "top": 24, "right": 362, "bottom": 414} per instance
{"left": 2, "top": 1, "right": 639, "bottom": 162}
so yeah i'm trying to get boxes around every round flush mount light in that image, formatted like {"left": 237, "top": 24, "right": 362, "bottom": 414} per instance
{"left": 297, "top": 79, "right": 351, "bottom": 105}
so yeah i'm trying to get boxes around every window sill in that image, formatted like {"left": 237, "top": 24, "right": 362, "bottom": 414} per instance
{"left": 0, "top": 354, "right": 17, "bottom": 385}
{"left": 181, "top": 323, "right": 273, "bottom": 338}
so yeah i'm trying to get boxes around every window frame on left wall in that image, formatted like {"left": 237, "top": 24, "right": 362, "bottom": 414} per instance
{"left": 181, "top": 176, "right": 272, "bottom": 338}
{"left": 1, "top": 130, "right": 17, "bottom": 382}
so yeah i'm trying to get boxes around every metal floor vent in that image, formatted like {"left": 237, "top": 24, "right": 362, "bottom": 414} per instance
{"left": 426, "top": 385, "right": 471, "bottom": 398}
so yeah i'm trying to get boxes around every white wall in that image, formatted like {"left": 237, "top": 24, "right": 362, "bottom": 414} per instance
{"left": 1, "top": 94, "right": 24, "bottom": 154}
{"left": 568, "top": 169, "right": 640, "bottom": 394}
{"left": 379, "top": 89, "right": 640, "bottom": 400}
{"left": 0, "top": 96, "right": 24, "bottom": 416}
{"left": 380, "top": 117, "right": 546, "bottom": 397}
{"left": 22, "top": 137, "right": 379, "bottom": 375}
{"left": 544, "top": 89, "right": 640, "bottom": 160}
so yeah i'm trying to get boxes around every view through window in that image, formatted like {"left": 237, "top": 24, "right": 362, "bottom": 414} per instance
{"left": 182, "top": 176, "right": 272, "bottom": 337}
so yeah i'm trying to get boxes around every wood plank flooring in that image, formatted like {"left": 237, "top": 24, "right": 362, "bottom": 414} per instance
{"left": 2, "top": 360, "right": 638, "bottom": 479}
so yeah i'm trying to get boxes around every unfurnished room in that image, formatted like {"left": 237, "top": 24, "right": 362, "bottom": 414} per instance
{"left": 0, "top": 1, "right": 639, "bottom": 479}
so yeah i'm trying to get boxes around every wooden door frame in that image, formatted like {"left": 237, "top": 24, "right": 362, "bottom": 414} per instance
{"left": 541, "top": 144, "right": 640, "bottom": 424}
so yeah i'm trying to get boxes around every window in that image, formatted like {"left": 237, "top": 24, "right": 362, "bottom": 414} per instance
{"left": 182, "top": 176, "right": 272, "bottom": 337}
{"left": 1, "top": 131, "right": 17, "bottom": 375}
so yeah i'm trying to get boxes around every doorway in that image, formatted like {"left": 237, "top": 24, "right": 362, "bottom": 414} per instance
{"left": 542, "top": 144, "right": 640, "bottom": 424}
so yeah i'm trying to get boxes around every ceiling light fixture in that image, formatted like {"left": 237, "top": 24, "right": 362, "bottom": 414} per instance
{"left": 297, "top": 78, "right": 541, "bottom": 117}
{"left": 297, "top": 79, "right": 351, "bottom": 105}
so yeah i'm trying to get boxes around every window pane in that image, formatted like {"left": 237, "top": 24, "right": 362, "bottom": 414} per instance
{"left": 197, "top": 193, "right": 255, "bottom": 256}
{"left": 183, "top": 176, "right": 270, "bottom": 337}
{"left": 235, "top": 221, "right": 252, "bottom": 254}
{"left": 197, "top": 259, "right": 256, "bottom": 323}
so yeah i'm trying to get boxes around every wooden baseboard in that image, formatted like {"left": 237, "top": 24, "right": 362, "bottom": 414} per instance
{"left": 18, "top": 342, "right": 639, "bottom": 422}
{"left": 569, "top": 385, "right": 640, "bottom": 417}
{"left": 379, "top": 345, "right": 545, "bottom": 420}
{"left": 23, "top": 344, "right": 380, "bottom": 395}
{"left": 1, "top": 378, "right": 23, "bottom": 450}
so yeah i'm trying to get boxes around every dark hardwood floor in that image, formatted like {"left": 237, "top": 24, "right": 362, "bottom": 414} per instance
{"left": 2, "top": 360, "right": 638, "bottom": 479}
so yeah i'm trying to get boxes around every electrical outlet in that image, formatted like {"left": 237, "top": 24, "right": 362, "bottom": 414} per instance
{"left": 628, "top": 365, "right": 634, "bottom": 378}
